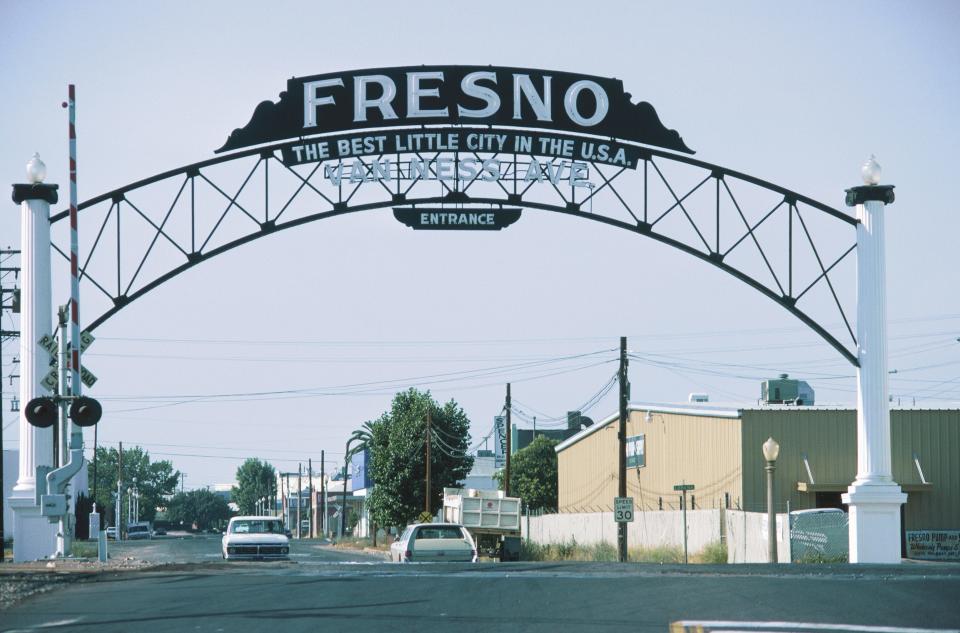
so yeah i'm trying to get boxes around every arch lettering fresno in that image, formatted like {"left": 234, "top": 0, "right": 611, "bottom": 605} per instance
{"left": 216, "top": 65, "right": 694, "bottom": 155}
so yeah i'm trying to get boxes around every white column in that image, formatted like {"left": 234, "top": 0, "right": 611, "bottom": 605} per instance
{"left": 9, "top": 156, "right": 60, "bottom": 561}
{"left": 842, "top": 157, "right": 907, "bottom": 564}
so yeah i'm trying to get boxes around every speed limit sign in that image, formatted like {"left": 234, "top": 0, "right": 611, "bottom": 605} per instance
{"left": 614, "top": 497, "right": 634, "bottom": 523}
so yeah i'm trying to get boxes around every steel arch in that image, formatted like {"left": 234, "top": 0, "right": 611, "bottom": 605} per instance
{"left": 50, "top": 137, "right": 859, "bottom": 365}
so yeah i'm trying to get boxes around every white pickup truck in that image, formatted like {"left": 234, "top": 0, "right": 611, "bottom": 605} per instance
{"left": 442, "top": 487, "right": 522, "bottom": 561}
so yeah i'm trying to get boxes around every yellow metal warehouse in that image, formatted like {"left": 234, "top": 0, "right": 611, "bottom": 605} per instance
{"left": 555, "top": 404, "right": 958, "bottom": 535}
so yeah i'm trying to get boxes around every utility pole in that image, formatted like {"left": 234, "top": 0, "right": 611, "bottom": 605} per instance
{"left": 425, "top": 408, "right": 432, "bottom": 515}
{"left": 117, "top": 441, "right": 123, "bottom": 540}
{"left": 320, "top": 450, "right": 325, "bottom": 538}
{"left": 618, "top": 336, "right": 629, "bottom": 563}
{"left": 505, "top": 383, "right": 512, "bottom": 497}
{"left": 0, "top": 249, "right": 21, "bottom": 562}
{"left": 296, "top": 464, "right": 302, "bottom": 539}
{"left": 285, "top": 473, "right": 291, "bottom": 531}
{"left": 92, "top": 423, "right": 98, "bottom": 503}
{"left": 308, "top": 458, "right": 314, "bottom": 538}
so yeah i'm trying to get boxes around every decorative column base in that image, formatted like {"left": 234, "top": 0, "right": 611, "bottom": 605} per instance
{"left": 842, "top": 482, "right": 907, "bottom": 564}
{"left": 8, "top": 495, "right": 57, "bottom": 562}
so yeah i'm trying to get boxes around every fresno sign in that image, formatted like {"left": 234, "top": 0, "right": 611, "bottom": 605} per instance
{"left": 217, "top": 66, "right": 693, "bottom": 155}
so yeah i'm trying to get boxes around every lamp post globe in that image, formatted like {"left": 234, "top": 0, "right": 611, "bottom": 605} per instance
{"left": 861, "top": 154, "right": 882, "bottom": 185}
{"left": 26, "top": 153, "right": 46, "bottom": 184}
{"left": 762, "top": 437, "right": 780, "bottom": 463}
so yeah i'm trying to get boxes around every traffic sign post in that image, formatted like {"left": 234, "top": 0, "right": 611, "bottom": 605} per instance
{"left": 673, "top": 483, "right": 695, "bottom": 564}
{"left": 614, "top": 496, "right": 634, "bottom": 523}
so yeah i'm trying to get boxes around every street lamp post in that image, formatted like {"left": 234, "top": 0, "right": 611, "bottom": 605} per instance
{"left": 763, "top": 437, "right": 780, "bottom": 563}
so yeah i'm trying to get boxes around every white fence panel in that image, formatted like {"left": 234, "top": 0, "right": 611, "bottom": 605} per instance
{"left": 522, "top": 510, "right": 722, "bottom": 554}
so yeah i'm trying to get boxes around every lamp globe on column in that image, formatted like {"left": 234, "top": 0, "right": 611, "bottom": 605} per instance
{"left": 762, "top": 437, "right": 780, "bottom": 463}
{"left": 26, "top": 153, "right": 47, "bottom": 184}
{"left": 861, "top": 155, "right": 882, "bottom": 185}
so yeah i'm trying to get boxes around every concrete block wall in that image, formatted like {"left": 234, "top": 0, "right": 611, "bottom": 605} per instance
{"left": 724, "top": 510, "right": 789, "bottom": 563}
{"left": 521, "top": 509, "right": 722, "bottom": 554}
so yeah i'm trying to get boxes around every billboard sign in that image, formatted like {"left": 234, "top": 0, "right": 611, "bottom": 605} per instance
{"left": 626, "top": 434, "right": 645, "bottom": 468}
{"left": 350, "top": 448, "right": 372, "bottom": 491}
{"left": 907, "top": 530, "right": 960, "bottom": 561}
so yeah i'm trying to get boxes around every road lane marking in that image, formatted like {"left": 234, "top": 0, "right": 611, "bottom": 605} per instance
{"left": 670, "top": 621, "right": 960, "bottom": 633}
{"left": 5, "top": 617, "right": 84, "bottom": 632}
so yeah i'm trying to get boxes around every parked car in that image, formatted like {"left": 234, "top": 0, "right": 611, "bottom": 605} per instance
{"left": 127, "top": 522, "right": 152, "bottom": 540}
{"left": 221, "top": 516, "right": 290, "bottom": 561}
{"left": 105, "top": 526, "right": 117, "bottom": 540}
{"left": 390, "top": 523, "right": 477, "bottom": 563}
{"left": 153, "top": 527, "right": 167, "bottom": 536}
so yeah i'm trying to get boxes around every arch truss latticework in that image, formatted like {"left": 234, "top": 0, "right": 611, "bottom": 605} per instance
{"left": 50, "top": 135, "right": 859, "bottom": 364}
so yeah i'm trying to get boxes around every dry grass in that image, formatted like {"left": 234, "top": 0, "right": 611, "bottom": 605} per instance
{"left": 69, "top": 541, "right": 101, "bottom": 559}
{"left": 522, "top": 539, "right": 728, "bottom": 563}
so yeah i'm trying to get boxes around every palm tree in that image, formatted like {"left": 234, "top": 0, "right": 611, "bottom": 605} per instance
{"left": 339, "top": 426, "right": 373, "bottom": 538}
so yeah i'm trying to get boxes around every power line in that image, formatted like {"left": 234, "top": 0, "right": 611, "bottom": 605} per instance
{"left": 97, "top": 348, "right": 617, "bottom": 402}
{"left": 88, "top": 312, "right": 960, "bottom": 348}
{"left": 102, "top": 356, "right": 619, "bottom": 413}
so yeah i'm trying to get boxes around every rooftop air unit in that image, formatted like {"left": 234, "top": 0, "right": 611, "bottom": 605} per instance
{"left": 567, "top": 411, "right": 594, "bottom": 430}
{"left": 761, "top": 374, "right": 815, "bottom": 405}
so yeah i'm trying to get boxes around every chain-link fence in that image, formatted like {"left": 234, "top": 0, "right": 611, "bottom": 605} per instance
{"left": 789, "top": 510, "right": 848, "bottom": 563}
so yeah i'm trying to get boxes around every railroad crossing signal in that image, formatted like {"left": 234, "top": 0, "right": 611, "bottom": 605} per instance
{"left": 70, "top": 396, "right": 102, "bottom": 427}
{"left": 26, "top": 327, "right": 103, "bottom": 428}
{"left": 614, "top": 496, "right": 634, "bottom": 523}
{"left": 23, "top": 397, "right": 57, "bottom": 428}
{"left": 37, "top": 331, "right": 97, "bottom": 390}
{"left": 24, "top": 394, "right": 103, "bottom": 428}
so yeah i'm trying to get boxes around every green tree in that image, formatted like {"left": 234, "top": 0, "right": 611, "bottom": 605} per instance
{"left": 166, "top": 489, "right": 232, "bottom": 531}
{"left": 495, "top": 435, "right": 559, "bottom": 512}
{"left": 367, "top": 389, "right": 474, "bottom": 528}
{"left": 87, "top": 446, "right": 180, "bottom": 524}
{"left": 233, "top": 458, "right": 276, "bottom": 515}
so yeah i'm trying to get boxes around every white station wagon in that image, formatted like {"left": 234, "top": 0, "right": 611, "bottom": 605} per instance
{"left": 222, "top": 516, "right": 290, "bottom": 561}
{"left": 390, "top": 523, "right": 477, "bottom": 563}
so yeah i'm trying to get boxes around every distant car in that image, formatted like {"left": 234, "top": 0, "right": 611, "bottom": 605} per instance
{"left": 127, "top": 523, "right": 152, "bottom": 540}
{"left": 221, "top": 516, "right": 290, "bottom": 561}
{"left": 153, "top": 527, "right": 167, "bottom": 536}
{"left": 390, "top": 523, "right": 477, "bottom": 563}
{"left": 790, "top": 508, "right": 845, "bottom": 516}
{"left": 105, "top": 527, "right": 117, "bottom": 539}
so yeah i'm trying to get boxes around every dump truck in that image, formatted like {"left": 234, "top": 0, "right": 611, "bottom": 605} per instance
{"left": 442, "top": 487, "right": 522, "bottom": 561}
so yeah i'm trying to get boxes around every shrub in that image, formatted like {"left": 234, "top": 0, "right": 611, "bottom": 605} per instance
{"left": 70, "top": 540, "right": 100, "bottom": 559}
{"left": 796, "top": 552, "right": 848, "bottom": 564}
{"left": 589, "top": 541, "right": 619, "bottom": 562}
{"left": 695, "top": 540, "right": 728, "bottom": 564}
{"left": 629, "top": 544, "right": 685, "bottom": 563}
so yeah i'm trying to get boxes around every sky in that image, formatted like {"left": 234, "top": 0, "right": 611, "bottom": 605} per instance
{"left": 2, "top": 1, "right": 959, "bottom": 490}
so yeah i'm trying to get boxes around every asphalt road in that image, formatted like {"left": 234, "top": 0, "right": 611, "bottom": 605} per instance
{"left": 104, "top": 532, "right": 380, "bottom": 565}
{"left": 3, "top": 537, "right": 959, "bottom": 633}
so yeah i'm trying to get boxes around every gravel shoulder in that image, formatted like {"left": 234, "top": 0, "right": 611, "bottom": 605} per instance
{"left": 0, "top": 557, "right": 157, "bottom": 610}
